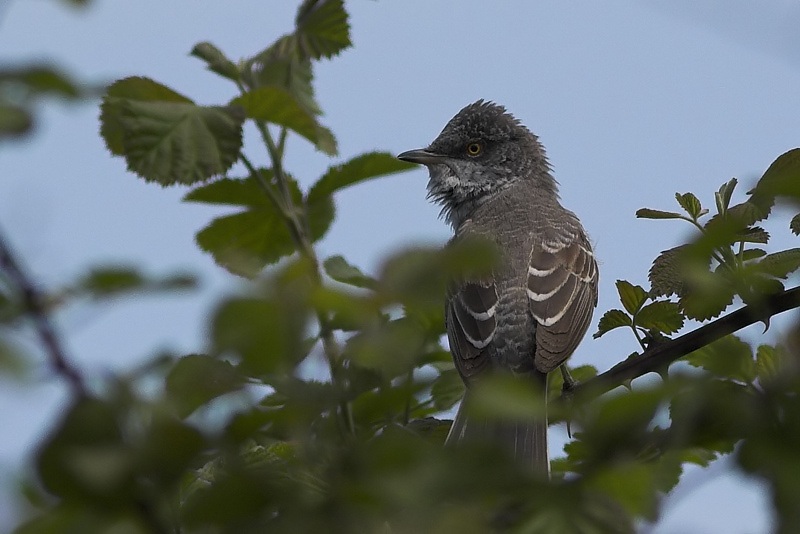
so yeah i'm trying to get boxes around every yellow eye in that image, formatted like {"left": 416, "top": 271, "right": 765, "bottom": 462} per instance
{"left": 466, "top": 142, "right": 483, "bottom": 156}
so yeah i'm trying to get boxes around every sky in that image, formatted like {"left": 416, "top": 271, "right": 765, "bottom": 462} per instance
{"left": 2, "top": 0, "right": 800, "bottom": 531}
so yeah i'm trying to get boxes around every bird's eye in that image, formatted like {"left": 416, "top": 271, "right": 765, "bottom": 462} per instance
{"left": 466, "top": 142, "right": 483, "bottom": 157}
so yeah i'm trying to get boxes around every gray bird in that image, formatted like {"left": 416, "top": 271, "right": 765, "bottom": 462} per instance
{"left": 398, "top": 100, "right": 598, "bottom": 473}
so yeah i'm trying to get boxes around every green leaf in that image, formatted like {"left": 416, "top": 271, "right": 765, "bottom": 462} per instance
{"left": 323, "top": 255, "right": 377, "bottom": 289}
{"left": 100, "top": 76, "right": 193, "bottom": 156}
{"left": 738, "top": 226, "right": 770, "bottom": 244}
{"left": 295, "top": 0, "right": 352, "bottom": 59}
{"left": 635, "top": 208, "right": 683, "bottom": 220}
{"left": 185, "top": 175, "right": 301, "bottom": 277}
{"left": 649, "top": 245, "right": 690, "bottom": 298}
{"left": 616, "top": 280, "right": 648, "bottom": 315}
{"left": 756, "top": 248, "right": 800, "bottom": 279}
{"left": 741, "top": 248, "right": 767, "bottom": 262}
{"left": 679, "top": 275, "right": 735, "bottom": 321}
{"left": 589, "top": 462, "right": 659, "bottom": 519}
{"left": 306, "top": 193, "right": 335, "bottom": 242}
{"left": 593, "top": 309, "right": 632, "bottom": 339}
{"left": 101, "top": 77, "right": 244, "bottom": 185}
{"left": 76, "top": 266, "right": 196, "bottom": 298}
{"left": 0, "top": 64, "right": 81, "bottom": 99}
{"left": 0, "top": 104, "right": 32, "bottom": 137}
{"left": 118, "top": 100, "right": 244, "bottom": 185}
{"left": 191, "top": 41, "right": 240, "bottom": 82}
{"left": 791, "top": 214, "right": 800, "bottom": 236}
{"left": 755, "top": 344, "right": 785, "bottom": 384}
{"left": 634, "top": 301, "right": 684, "bottom": 334}
{"left": 243, "top": 40, "right": 321, "bottom": 115}
{"left": 211, "top": 295, "right": 307, "bottom": 377}
{"left": 231, "top": 86, "right": 336, "bottom": 155}
{"left": 715, "top": 178, "right": 738, "bottom": 214}
{"left": 684, "top": 335, "right": 755, "bottom": 383}
{"left": 675, "top": 192, "right": 705, "bottom": 219}
{"left": 430, "top": 369, "right": 465, "bottom": 411}
{"left": 166, "top": 354, "right": 245, "bottom": 418}
{"left": 307, "top": 151, "right": 416, "bottom": 202}
{"left": 749, "top": 148, "right": 800, "bottom": 201}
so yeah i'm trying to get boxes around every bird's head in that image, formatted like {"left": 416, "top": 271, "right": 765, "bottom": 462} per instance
{"left": 398, "top": 100, "right": 555, "bottom": 228}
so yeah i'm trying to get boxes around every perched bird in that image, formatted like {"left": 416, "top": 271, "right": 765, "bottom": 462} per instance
{"left": 398, "top": 100, "right": 598, "bottom": 473}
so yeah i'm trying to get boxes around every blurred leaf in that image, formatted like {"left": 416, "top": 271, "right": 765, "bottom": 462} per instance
{"left": 231, "top": 86, "right": 336, "bottom": 155}
{"left": 211, "top": 294, "right": 307, "bottom": 377}
{"left": 323, "top": 255, "right": 377, "bottom": 289}
{"left": 76, "top": 266, "right": 195, "bottom": 299}
{"left": 468, "top": 375, "right": 546, "bottom": 421}
{"left": 593, "top": 309, "right": 631, "bottom": 339}
{"left": 0, "top": 103, "right": 32, "bottom": 137}
{"left": 431, "top": 368, "right": 465, "bottom": 411}
{"left": 36, "top": 398, "right": 131, "bottom": 504}
{"left": 635, "top": 208, "right": 683, "bottom": 220}
{"left": 243, "top": 40, "right": 321, "bottom": 115}
{"left": 295, "top": 0, "right": 352, "bottom": 59}
{"left": 675, "top": 192, "right": 704, "bottom": 219}
{"left": 635, "top": 301, "right": 684, "bottom": 335}
{"left": 191, "top": 41, "right": 240, "bottom": 82}
{"left": 616, "top": 280, "right": 648, "bottom": 315}
{"left": 589, "top": 462, "right": 659, "bottom": 520}
{"left": 166, "top": 354, "right": 245, "bottom": 417}
{"left": 307, "top": 151, "right": 416, "bottom": 202}
{"left": 684, "top": 335, "right": 755, "bottom": 383}
{"left": 344, "top": 317, "right": 427, "bottom": 378}
{"left": 0, "top": 64, "right": 81, "bottom": 99}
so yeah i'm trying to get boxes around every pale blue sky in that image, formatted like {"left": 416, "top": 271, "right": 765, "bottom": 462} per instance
{"left": 2, "top": 1, "right": 800, "bottom": 531}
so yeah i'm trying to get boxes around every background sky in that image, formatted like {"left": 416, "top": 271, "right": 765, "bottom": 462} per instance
{"left": 2, "top": 1, "right": 800, "bottom": 531}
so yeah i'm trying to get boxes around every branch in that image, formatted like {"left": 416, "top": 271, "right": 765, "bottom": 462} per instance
{"left": 570, "top": 286, "right": 800, "bottom": 399}
{"left": 0, "top": 227, "right": 86, "bottom": 395}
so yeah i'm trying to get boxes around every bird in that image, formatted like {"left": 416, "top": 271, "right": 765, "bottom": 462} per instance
{"left": 397, "top": 100, "right": 598, "bottom": 474}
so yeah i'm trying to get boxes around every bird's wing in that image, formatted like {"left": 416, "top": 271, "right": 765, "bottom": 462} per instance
{"left": 446, "top": 278, "right": 497, "bottom": 382}
{"left": 527, "top": 223, "right": 598, "bottom": 373}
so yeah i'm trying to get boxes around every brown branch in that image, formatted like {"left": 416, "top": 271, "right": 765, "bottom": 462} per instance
{"left": 570, "top": 286, "right": 800, "bottom": 399}
{"left": 0, "top": 227, "right": 86, "bottom": 395}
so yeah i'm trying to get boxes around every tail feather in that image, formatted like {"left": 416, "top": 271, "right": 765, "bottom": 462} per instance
{"left": 445, "top": 374, "right": 549, "bottom": 474}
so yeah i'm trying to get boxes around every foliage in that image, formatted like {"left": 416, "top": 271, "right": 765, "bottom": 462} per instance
{"left": 4, "top": 1, "right": 800, "bottom": 533}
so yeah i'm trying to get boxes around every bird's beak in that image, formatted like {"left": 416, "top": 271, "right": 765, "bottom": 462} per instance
{"left": 397, "top": 148, "right": 448, "bottom": 165}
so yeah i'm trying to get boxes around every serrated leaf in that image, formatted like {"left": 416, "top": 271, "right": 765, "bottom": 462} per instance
{"left": 679, "top": 276, "right": 735, "bottom": 321}
{"left": 306, "top": 194, "right": 335, "bottom": 242}
{"left": 187, "top": 176, "right": 302, "bottom": 277}
{"left": 791, "top": 213, "right": 800, "bottom": 236}
{"left": 593, "top": 309, "right": 632, "bottom": 338}
{"left": 430, "top": 369, "right": 465, "bottom": 411}
{"left": 616, "top": 280, "right": 648, "bottom": 314}
{"left": 635, "top": 208, "right": 683, "bottom": 220}
{"left": 715, "top": 177, "right": 738, "bottom": 214}
{"left": 323, "top": 255, "right": 377, "bottom": 289}
{"left": 755, "top": 344, "right": 782, "bottom": 384}
{"left": 166, "top": 354, "right": 244, "bottom": 417}
{"left": 191, "top": 41, "right": 240, "bottom": 82}
{"left": 231, "top": 86, "right": 336, "bottom": 155}
{"left": 307, "top": 151, "right": 416, "bottom": 202}
{"left": 243, "top": 39, "right": 321, "bottom": 116}
{"left": 676, "top": 192, "right": 703, "bottom": 219}
{"left": 649, "top": 245, "right": 691, "bottom": 298}
{"left": 684, "top": 335, "right": 755, "bottom": 383}
{"left": 295, "top": 0, "right": 352, "bottom": 59}
{"left": 755, "top": 248, "right": 800, "bottom": 279}
{"left": 738, "top": 226, "right": 769, "bottom": 244}
{"left": 116, "top": 99, "right": 243, "bottom": 185}
{"left": 100, "top": 76, "right": 194, "bottom": 156}
{"left": 634, "top": 300, "right": 684, "bottom": 334}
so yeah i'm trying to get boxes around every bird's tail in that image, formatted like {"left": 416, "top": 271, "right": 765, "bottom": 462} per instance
{"left": 445, "top": 372, "right": 549, "bottom": 474}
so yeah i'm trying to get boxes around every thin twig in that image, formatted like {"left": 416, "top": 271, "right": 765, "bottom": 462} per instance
{"left": 568, "top": 286, "right": 800, "bottom": 400}
{"left": 0, "top": 227, "right": 86, "bottom": 395}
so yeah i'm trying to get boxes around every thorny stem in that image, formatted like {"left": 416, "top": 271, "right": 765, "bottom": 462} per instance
{"left": 564, "top": 285, "right": 800, "bottom": 403}
{"left": 0, "top": 227, "right": 86, "bottom": 396}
